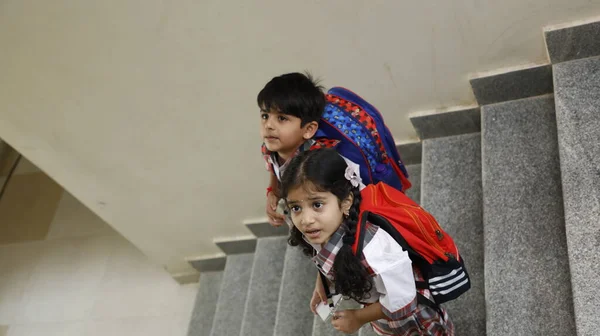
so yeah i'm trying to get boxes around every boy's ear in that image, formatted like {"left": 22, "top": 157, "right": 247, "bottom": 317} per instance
{"left": 302, "top": 121, "right": 319, "bottom": 140}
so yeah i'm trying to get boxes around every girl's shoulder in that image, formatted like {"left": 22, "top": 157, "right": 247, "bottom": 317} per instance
{"left": 362, "top": 221, "right": 409, "bottom": 261}
{"left": 361, "top": 221, "right": 379, "bottom": 246}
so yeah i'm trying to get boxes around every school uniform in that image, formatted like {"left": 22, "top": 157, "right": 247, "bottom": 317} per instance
{"left": 261, "top": 138, "right": 342, "bottom": 181}
{"left": 261, "top": 139, "right": 317, "bottom": 181}
{"left": 308, "top": 223, "right": 454, "bottom": 336}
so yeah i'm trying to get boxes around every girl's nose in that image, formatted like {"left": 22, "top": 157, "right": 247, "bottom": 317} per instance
{"left": 301, "top": 212, "right": 316, "bottom": 226}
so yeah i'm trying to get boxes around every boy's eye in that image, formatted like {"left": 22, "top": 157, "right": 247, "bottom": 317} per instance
{"left": 290, "top": 205, "right": 301, "bottom": 213}
{"left": 261, "top": 113, "right": 268, "bottom": 120}
{"left": 313, "top": 202, "right": 324, "bottom": 209}
{"left": 278, "top": 115, "right": 288, "bottom": 122}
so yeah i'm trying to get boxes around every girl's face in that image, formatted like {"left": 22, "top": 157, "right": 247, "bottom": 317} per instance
{"left": 286, "top": 183, "right": 352, "bottom": 246}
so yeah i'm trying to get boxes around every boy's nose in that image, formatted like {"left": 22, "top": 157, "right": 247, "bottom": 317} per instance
{"left": 264, "top": 119, "right": 275, "bottom": 130}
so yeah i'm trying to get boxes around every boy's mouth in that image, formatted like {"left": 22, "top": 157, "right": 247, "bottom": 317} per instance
{"left": 265, "top": 137, "right": 279, "bottom": 144}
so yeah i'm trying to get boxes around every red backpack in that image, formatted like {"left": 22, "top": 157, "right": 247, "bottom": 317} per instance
{"left": 352, "top": 182, "right": 471, "bottom": 306}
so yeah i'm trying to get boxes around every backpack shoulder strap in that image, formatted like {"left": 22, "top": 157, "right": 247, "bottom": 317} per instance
{"left": 417, "top": 293, "right": 444, "bottom": 319}
{"left": 309, "top": 138, "right": 340, "bottom": 150}
{"left": 351, "top": 210, "right": 369, "bottom": 256}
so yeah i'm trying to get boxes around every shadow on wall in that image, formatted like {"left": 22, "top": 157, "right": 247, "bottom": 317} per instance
{"left": 0, "top": 142, "right": 63, "bottom": 244}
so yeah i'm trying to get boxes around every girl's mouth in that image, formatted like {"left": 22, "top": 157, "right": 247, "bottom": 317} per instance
{"left": 305, "top": 228, "right": 321, "bottom": 239}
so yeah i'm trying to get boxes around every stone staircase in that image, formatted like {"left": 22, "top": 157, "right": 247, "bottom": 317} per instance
{"left": 186, "top": 19, "right": 600, "bottom": 336}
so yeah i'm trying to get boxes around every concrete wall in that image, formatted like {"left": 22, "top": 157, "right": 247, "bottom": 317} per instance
{"left": 0, "top": 162, "right": 197, "bottom": 336}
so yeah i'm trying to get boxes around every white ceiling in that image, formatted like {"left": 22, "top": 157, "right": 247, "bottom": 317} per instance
{"left": 0, "top": 0, "right": 599, "bottom": 275}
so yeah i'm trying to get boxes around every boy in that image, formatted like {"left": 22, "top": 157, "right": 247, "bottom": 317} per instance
{"left": 258, "top": 72, "right": 331, "bottom": 226}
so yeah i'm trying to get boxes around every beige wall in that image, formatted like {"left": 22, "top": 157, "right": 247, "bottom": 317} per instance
{"left": 0, "top": 180, "right": 197, "bottom": 335}
{"left": 0, "top": 1, "right": 599, "bottom": 276}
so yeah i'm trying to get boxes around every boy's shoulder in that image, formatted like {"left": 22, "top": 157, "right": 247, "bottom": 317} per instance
{"left": 260, "top": 137, "right": 341, "bottom": 173}
{"left": 261, "top": 143, "right": 274, "bottom": 172}
{"left": 260, "top": 137, "right": 340, "bottom": 158}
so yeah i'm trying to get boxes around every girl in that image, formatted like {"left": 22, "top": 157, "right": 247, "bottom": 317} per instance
{"left": 281, "top": 148, "right": 454, "bottom": 335}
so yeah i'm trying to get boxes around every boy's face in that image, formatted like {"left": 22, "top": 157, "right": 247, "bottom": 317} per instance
{"left": 260, "top": 108, "right": 317, "bottom": 160}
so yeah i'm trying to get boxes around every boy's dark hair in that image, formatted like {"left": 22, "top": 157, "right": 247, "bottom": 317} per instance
{"left": 257, "top": 72, "right": 326, "bottom": 126}
{"left": 281, "top": 148, "right": 372, "bottom": 302}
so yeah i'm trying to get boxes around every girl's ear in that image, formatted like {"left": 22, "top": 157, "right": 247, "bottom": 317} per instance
{"left": 341, "top": 192, "right": 354, "bottom": 215}
{"left": 302, "top": 121, "right": 319, "bottom": 140}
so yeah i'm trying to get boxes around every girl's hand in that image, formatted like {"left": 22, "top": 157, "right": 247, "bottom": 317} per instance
{"left": 310, "top": 274, "right": 327, "bottom": 314}
{"left": 309, "top": 288, "right": 326, "bottom": 314}
{"left": 331, "top": 310, "right": 363, "bottom": 334}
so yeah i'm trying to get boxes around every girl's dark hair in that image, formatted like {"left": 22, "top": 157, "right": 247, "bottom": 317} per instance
{"left": 281, "top": 148, "right": 372, "bottom": 302}
{"left": 257, "top": 72, "right": 326, "bottom": 126}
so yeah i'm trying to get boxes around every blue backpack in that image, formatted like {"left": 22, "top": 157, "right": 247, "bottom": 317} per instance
{"left": 314, "top": 87, "right": 411, "bottom": 192}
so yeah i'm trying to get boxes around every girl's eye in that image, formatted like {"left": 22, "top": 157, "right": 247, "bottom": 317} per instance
{"left": 290, "top": 205, "right": 301, "bottom": 213}
{"left": 313, "top": 202, "right": 324, "bottom": 210}
{"left": 278, "top": 116, "right": 288, "bottom": 122}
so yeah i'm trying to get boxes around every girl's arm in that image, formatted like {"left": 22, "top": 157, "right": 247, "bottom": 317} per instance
{"left": 354, "top": 302, "right": 386, "bottom": 324}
